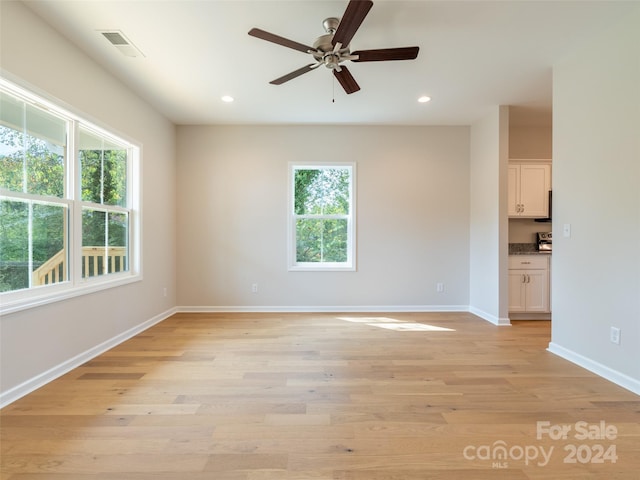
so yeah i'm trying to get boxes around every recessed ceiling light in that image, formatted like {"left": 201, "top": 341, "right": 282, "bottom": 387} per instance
{"left": 418, "top": 96, "right": 431, "bottom": 103}
{"left": 221, "top": 95, "right": 234, "bottom": 103}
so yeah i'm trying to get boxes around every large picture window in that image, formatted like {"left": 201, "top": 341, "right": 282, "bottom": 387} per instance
{"left": 289, "top": 163, "right": 355, "bottom": 271}
{"left": 0, "top": 78, "right": 140, "bottom": 313}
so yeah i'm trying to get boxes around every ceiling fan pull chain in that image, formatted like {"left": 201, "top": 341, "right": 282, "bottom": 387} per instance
{"left": 332, "top": 75, "right": 335, "bottom": 103}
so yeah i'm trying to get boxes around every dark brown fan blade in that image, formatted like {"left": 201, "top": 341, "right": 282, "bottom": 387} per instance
{"left": 249, "top": 28, "right": 315, "bottom": 53}
{"left": 352, "top": 46, "right": 420, "bottom": 62}
{"left": 332, "top": 0, "right": 373, "bottom": 48}
{"left": 334, "top": 66, "right": 360, "bottom": 94}
{"left": 270, "top": 64, "right": 317, "bottom": 85}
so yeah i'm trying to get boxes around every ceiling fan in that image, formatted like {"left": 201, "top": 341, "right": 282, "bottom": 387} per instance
{"left": 248, "top": 0, "right": 419, "bottom": 94}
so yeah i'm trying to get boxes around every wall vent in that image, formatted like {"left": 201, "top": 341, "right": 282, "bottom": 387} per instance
{"left": 99, "top": 30, "right": 144, "bottom": 58}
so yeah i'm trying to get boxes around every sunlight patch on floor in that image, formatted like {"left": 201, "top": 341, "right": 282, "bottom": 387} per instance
{"left": 336, "top": 316, "right": 455, "bottom": 332}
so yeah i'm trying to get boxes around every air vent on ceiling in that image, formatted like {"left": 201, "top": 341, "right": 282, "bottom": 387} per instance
{"left": 99, "top": 30, "right": 144, "bottom": 58}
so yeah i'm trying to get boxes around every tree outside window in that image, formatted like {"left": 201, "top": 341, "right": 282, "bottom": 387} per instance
{"left": 0, "top": 92, "right": 68, "bottom": 292}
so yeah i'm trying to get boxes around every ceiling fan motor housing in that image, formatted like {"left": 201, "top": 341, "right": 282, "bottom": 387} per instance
{"left": 313, "top": 38, "right": 349, "bottom": 70}
{"left": 313, "top": 18, "right": 352, "bottom": 71}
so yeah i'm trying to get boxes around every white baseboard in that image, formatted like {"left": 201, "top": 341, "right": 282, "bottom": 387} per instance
{"left": 548, "top": 342, "right": 640, "bottom": 396}
{"left": 178, "top": 305, "right": 469, "bottom": 313}
{"left": 468, "top": 306, "right": 511, "bottom": 326}
{"left": 509, "top": 312, "right": 551, "bottom": 320}
{"left": 0, "top": 307, "right": 178, "bottom": 408}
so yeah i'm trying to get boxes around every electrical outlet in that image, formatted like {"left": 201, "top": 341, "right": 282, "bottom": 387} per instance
{"left": 251, "top": 283, "right": 258, "bottom": 294}
{"left": 610, "top": 327, "right": 620, "bottom": 345}
{"left": 163, "top": 287, "right": 167, "bottom": 297}
{"left": 436, "top": 283, "right": 444, "bottom": 292}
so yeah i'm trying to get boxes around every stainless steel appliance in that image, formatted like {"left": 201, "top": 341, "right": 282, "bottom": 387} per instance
{"left": 534, "top": 190, "right": 552, "bottom": 223}
{"left": 537, "top": 232, "right": 552, "bottom": 252}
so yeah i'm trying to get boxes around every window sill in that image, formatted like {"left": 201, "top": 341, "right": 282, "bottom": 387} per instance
{"left": 288, "top": 265, "right": 356, "bottom": 272}
{"left": 0, "top": 273, "right": 142, "bottom": 316}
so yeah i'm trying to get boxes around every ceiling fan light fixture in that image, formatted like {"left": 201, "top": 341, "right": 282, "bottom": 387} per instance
{"left": 323, "top": 52, "right": 342, "bottom": 70}
{"left": 418, "top": 96, "right": 432, "bottom": 103}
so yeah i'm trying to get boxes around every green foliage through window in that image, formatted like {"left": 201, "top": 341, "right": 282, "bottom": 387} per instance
{"left": 291, "top": 165, "right": 354, "bottom": 268}
{"left": 0, "top": 81, "right": 135, "bottom": 296}
{"left": 80, "top": 128, "right": 127, "bottom": 207}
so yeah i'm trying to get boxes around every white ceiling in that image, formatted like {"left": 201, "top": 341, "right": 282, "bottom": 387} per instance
{"left": 22, "top": 0, "right": 640, "bottom": 126}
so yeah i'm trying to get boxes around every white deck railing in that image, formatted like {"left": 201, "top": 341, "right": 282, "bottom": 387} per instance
{"left": 32, "top": 246, "right": 127, "bottom": 286}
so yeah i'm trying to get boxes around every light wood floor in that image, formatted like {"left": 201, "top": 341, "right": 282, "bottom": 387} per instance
{"left": 1, "top": 312, "right": 639, "bottom": 479}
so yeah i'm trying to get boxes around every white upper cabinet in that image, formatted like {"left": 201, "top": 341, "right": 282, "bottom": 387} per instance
{"left": 508, "top": 162, "right": 551, "bottom": 218}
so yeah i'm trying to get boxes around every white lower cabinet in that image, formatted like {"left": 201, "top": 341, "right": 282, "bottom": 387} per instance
{"left": 508, "top": 255, "right": 550, "bottom": 313}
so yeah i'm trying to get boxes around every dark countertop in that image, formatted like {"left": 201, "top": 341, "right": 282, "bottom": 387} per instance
{"left": 509, "top": 243, "right": 551, "bottom": 255}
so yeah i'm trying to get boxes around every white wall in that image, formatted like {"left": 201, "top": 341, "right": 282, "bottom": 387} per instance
{"left": 550, "top": 8, "right": 640, "bottom": 393}
{"left": 0, "top": 2, "right": 177, "bottom": 404}
{"left": 468, "top": 107, "right": 510, "bottom": 325}
{"left": 176, "top": 125, "right": 470, "bottom": 310}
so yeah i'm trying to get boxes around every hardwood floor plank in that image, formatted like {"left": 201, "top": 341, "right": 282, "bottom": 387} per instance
{"left": 332, "top": 471, "right": 530, "bottom": 480}
{"left": 2, "top": 312, "right": 638, "bottom": 479}
{"left": 77, "top": 373, "right": 145, "bottom": 380}
{"left": 203, "top": 453, "right": 289, "bottom": 471}
{"left": 0, "top": 453, "right": 210, "bottom": 475}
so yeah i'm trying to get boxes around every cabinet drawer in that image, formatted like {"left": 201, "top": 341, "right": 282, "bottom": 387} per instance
{"left": 508, "top": 255, "right": 549, "bottom": 269}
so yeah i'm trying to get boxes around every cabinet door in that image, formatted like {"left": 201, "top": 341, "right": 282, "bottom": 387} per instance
{"left": 524, "top": 269, "right": 550, "bottom": 312}
{"left": 507, "top": 165, "right": 520, "bottom": 216}
{"left": 508, "top": 271, "right": 527, "bottom": 312}
{"left": 519, "top": 164, "right": 551, "bottom": 217}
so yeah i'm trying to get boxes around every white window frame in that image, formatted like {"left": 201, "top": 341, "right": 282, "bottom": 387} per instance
{"left": 0, "top": 77, "right": 142, "bottom": 315}
{"left": 288, "top": 162, "right": 356, "bottom": 271}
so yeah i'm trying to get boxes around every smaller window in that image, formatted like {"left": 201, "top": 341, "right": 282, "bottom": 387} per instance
{"left": 289, "top": 163, "right": 355, "bottom": 271}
